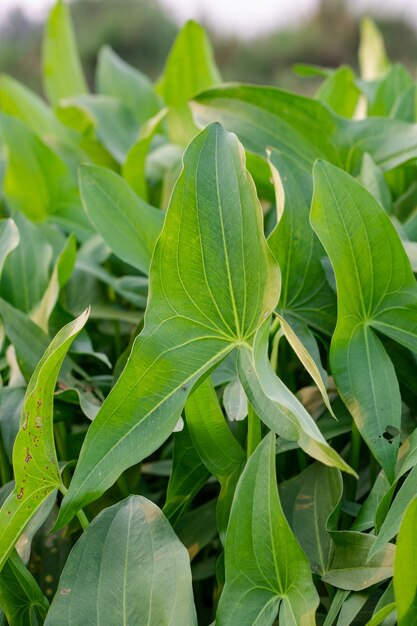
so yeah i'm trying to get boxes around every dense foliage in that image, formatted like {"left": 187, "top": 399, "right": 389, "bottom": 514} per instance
{"left": 1, "top": 2, "right": 417, "bottom": 624}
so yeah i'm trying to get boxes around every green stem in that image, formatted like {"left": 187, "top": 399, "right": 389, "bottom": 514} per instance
{"left": 54, "top": 422, "right": 67, "bottom": 461}
{"left": 247, "top": 403, "right": 262, "bottom": 458}
{"left": 59, "top": 484, "right": 89, "bottom": 531}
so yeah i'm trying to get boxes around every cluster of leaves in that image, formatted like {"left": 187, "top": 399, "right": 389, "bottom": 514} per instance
{"left": 1, "top": 2, "right": 417, "bottom": 624}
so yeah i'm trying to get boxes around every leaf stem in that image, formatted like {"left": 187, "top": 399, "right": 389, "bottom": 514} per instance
{"left": 247, "top": 403, "right": 262, "bottom": 458}
{"left": 59, "top": 484, "right": 89, "bottom": 531}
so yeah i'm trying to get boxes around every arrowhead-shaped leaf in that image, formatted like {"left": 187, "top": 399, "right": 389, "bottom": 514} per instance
{"left": 57, "top": 123, "right": 279, "bottom": 527}
{"left": 310, "top": 160, "right": 417, "bottom": 481}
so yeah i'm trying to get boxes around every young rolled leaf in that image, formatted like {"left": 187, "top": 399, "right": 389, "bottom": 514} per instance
{"left": 57, "top": 122, "right": 279, "bottom": 527}
{"left": 217, "top": 433, "right": 319, "bottom": 625}
{"left": 267, "top": 149, "right": 336, "bottom": 412}
{"left": 311, "top": 160, "right": 417, "bottom": 481}
{"left": 45, "top": 496, "right": 197, "bottom": 625}
{"left": 42, "top": 0, "right": 88, "bottom": 106}
{"left": 79, "top": 164, "right": 164, "bottom": 274}
{"left": 0, "top": 309, "right": 89, "bottom": 571}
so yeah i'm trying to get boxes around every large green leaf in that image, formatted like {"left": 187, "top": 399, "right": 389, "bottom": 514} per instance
{"left": 79, "top": 164, "right": 164, "bottom": 274}
{"left": 0, "top": 309, "right": 89, "bottom": 571}
{"left": 193, "top": 84, "right": 417, "bottom": 174}
{"left": 42, "top": 0, "right": 88, "bottom": 107}
{"left": 57, "top": 123, "right": 279, "bottom": 527}
{"left": 311, "top": 160, "right": 417, "bottom": 481}
{"left": 45, "top": 496, "right": 197, "bottom": 625}
{"left": 394, "top": 496, "right": 417, "bottom": 625}
{"left": 217, "top": 433, "right": 319, "bottom": 625}
{"left": 238, "top": 322, "right": 354, "bottom": 474}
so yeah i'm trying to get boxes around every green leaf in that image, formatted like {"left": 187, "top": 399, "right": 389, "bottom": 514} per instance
{"left": 394, "top": 496, "right": 417, "bottom": 625}
{"left": 161, "top": 21, "right": 221, "bottom": 143}
{"left": 0, "top": 214, "right": 53, "bottom": 313}
{"left": 0, "top": 74, "right": 68, "bottom": 140}
{"left": 365, "top": 603, "right": 396, "bottom": 626}
{"left": 79, "top": 164, "right": 164, "bottom": 274}
{"left": 280, "top": 463, "right": 343, "bottom": 575}
{"left": 370, "top": 464, "right": 417, "bottom": 559}
{"left": 0, "top": 309, "right": 89, "bottom": 571}
{"left": 0, "top": 115, "right": 89, "bottom": 237}
{"left": 238, "top": 321, "right": 354, "bottom": 474}
{"left": 193, "top": 84, "right": 417, "bottom": 174}
{"left": 217, "top": 433, "right": 319, "bottom": 625}
{"left": 174, "top": 499, "right": 217, "bottom": 560}
{"left": 163, "top": 422, "right": 210, "bottom": 524}
{"left": 161, "top": 21, "right": 220, "bottom": 108}
{"left": 0, "top": 298, "right": 49, "bottom": 381}
{"left": 185, "top": 376, "right": 245, "bottom": 540}
{"left": 0, "top": 550, "right": 49, "bottom": 626}
{"left": 58, "top": 95, "right": 139, "bottom": 163}
{"left": 0, "top": 219, "right": 19, "bottom": 277}
{"left": 311, "top": 160, "right": 417, "bottom": 481}
{"left": 122, "top": 109, "right": 167, "bottom": 200}
{"left": 96, "top": 45, "right": 160, "bottom": 125}
{"left": 322, "top": 531, "right": 395, "bottom": 591}
{"left": 57, "top": 123, "right": 279, "bottom": 527}
{"left": 368, "top": 65, "right": 413, "bottom": 117}
{"left": 42, "top": 0, "right": 88, "bottom": 107}
{"left": 316, "top": 66, "right": 360, "bottom": 118}
{"left": 45, "top": 496, "right": 197, "bottom": 625}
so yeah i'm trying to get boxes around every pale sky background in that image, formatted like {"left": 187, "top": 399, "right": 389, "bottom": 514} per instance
{"left": 0, "top": 0, "right": 415, "bottom": 35}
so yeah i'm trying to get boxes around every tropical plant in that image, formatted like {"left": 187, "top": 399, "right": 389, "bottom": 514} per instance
{"left": 1, "top": 2, "right": 417, "bottom": 624}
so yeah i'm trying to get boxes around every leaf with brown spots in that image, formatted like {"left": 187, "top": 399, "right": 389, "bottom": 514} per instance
{"left": 0, "top": 308, "right": 89, "bottom": 571}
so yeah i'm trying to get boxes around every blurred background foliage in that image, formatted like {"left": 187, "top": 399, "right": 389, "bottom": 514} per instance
{"left": 1, "top": 0, "right": 416, "bottom": 96}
